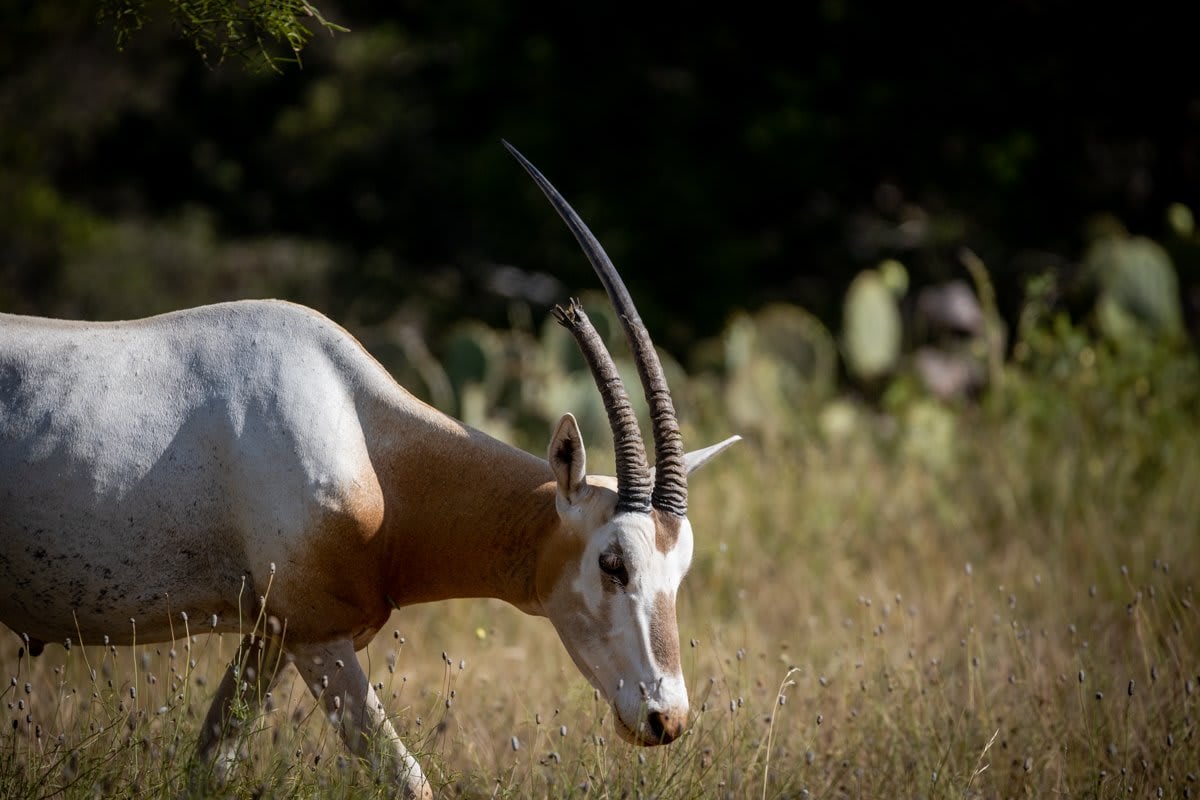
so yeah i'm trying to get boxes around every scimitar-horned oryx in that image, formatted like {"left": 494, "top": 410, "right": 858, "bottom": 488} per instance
{"left": 0, "top": 142, "right": 739, "bottom": 798}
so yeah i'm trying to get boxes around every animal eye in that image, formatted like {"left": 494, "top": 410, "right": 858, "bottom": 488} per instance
{"left": 598, "top": 552, "right": 628, "bottom": 586}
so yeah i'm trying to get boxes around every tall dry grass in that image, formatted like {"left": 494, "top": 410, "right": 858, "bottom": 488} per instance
{"left": 2, "top": 307, "right": 1197, "bottom": 798}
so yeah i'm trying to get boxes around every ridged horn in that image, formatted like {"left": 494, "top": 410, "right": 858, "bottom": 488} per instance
{"left": 505, "top": 140, "right": 688, "bottom": 517}
{"left": 551, "top": 299, "right": 652, "bottom": 513}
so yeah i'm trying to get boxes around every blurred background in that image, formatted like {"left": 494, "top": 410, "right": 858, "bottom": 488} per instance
{"left": 1, "top": 2, "right": 1197, "bottom": 431}
{"left": 4, "top": 7, "right": 1200, "bottom": 792}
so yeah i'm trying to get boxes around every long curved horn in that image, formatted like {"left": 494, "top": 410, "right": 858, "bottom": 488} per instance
{"left": 505, "top": 140, "right": 688, "bottom": 517}
{"left": 552, "top": 299, "right": 652, "bottom": 513}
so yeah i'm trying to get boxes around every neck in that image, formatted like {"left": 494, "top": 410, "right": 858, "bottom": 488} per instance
{"left": 369, "top": 400, "right": 560, "bottom": 615}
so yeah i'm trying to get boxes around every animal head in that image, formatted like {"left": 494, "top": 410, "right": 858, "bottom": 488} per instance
{"left": 507, "top": 142, "right": 739, "bottom": 745}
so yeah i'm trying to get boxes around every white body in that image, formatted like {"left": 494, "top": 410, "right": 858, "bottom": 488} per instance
{"left": 1, "top": 301, "right": 391, "bottom": 644}
{"left": 0, "top": 299, "right": 735, "bottom": 797}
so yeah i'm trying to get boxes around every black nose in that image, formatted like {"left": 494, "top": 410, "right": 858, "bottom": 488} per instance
{"left": 646, "top": 710, "right": 684, "bottom": 744}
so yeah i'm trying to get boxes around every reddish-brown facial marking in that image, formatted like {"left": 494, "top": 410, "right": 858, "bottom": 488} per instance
{"left": 652, "top": 510, "right": 681, "bottom": 554}
{"left": 648, "top": 590, "right": 681, "bottom": 673}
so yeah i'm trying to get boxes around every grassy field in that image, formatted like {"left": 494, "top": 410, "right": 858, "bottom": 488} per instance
{"left": 2, "top": 304, "right": 1198, "bottom": 799}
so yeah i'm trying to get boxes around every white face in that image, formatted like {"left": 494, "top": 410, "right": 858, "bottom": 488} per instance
{"left": 538, "top": 477, "right": 694, "bottom": 745}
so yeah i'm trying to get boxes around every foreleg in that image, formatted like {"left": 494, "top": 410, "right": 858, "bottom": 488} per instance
{"left": 291, "top": 638, "right": 431, "bottom": 800}
{"left": 195, "top": 634, "right": 286, "bottom": 781}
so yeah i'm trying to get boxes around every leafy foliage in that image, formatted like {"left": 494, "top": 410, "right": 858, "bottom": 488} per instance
{"left": 2, "top": 2, "right": 1198, "bottom": 348}
{"left": 98, "top": 0, "right": 346, "bottom": 69}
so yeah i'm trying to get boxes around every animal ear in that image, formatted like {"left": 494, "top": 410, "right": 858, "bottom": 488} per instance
{"left": 548, "top": 413, "right": 588, "bottom": 504}
{"left": 683, "top": 435, "right": 741, "bottom": 476}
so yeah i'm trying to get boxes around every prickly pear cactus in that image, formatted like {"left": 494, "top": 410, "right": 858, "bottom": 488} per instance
{"left": 441, "top": 321, "right": 505, "bottom": 424}
{"left": 723, "top": 304, "right": 837, "bottom": 438}
{"left": 901, "top": 398, "right": 958, "bottom": 475}
{"left": 841, "top": 269, "right": 903, "bottom": 382}
{"left": 1084, "top": 235, "right": 1183, "bottom": 342}
{"left": 878, "top": 258, "right": 909, "bottom": 297}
